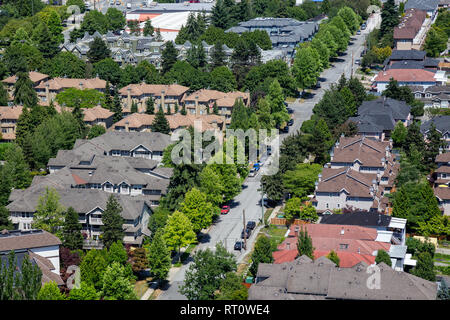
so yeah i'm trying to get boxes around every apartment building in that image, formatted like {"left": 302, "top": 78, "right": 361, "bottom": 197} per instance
{"left": 34, "top": 77, "right": 106, "bottom": 104}
{"left": 421, "top": 115, "right": 450, "bottom": 152}
{"left": 409, "top": 85, "right": 450, "bottom": 109}
{"left": 118, "top": 83, "right": 189, "bottom": 115}
{"left": 433, "top": 151, "right": 450, "bottom": 215}
{"left": 0, "top": 105, "right": 22, "bottom": 142}
{"left": 1, "top": 72, "right": 50, "bottom": 102}
{"left": 111, "top": 112, "right": 225, "bottom": 133}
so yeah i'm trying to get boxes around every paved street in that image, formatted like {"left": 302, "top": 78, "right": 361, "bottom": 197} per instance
{"left": 156, "top": 13, "right": 381, "bottom": 300}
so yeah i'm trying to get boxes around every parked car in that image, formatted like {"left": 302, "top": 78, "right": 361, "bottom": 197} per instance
{"left": 280, "top": 125, "right": 289, "bottom": 134}
{"left": 286, "top": 107, "right": 294, "bottom": 114}
{"left": 116, "top": 0, "right": 121, "bottom": 5}
{"left": 287, "top": 118, "right": 294, "bottom": 126}
{"left": 246, "top": 221, "right": 256, "bottom": 230}
{"left": 248, "top": 168, "right": 257, "bottom": 177}
{"left": 361, "top": 23, "right": 366, "bottom": 30}
{"left": 267, "top": 146, "right": 272, "bottom": 155}
{"left": 234, "top": 240, "right": 245, "bottom": 250}
{"left": 356, "top": 30, "right": 361, "bottom": 35}
{"left": 221, "top": 205, "right": 230, "bottom": 214}
{"left": 355, "top": 59, "right": 361, "bottom": 65}
{"left": 241, "top": 228, "right": 252, "bottom": 239}
{"left": 127, "top": 2, "right": 132, "bottom": 9}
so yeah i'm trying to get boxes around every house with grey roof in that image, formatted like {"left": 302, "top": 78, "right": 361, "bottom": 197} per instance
{"left": 409, "top": 85, "right": 450, "bottom": 109}
{"left": 226, "top": 17, "right": 318, "bottom": 59}
{"left": 248, "top": 255, "right": 438, "bottom": 300}
{"left": 405, "top": 0, "right": 440, "bottom": 20}
{"left": 421, "top": 115, "right": 450, "bottom": 152}
{"left": 6, "top": 131, "right": 173, "bottom": 248}
{"left": 348, "top": 97, "right": 412, "bottom": 141}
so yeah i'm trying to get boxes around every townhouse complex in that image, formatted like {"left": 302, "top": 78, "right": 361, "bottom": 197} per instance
{"left": 311, "top": 136, "right": 399, "bottom": 214}
{"left": 6, "top": 131, "right": 172, "bottom": 248}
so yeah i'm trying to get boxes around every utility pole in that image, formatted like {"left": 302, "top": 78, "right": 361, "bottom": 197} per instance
{"left": 243, "top": 209, "right": 247, "bottom": 250}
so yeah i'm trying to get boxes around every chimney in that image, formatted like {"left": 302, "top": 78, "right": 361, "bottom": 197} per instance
{"left": 287, "top": 242, "right": 290, "bottom": 250}
{"left": 439, "top": 147, "right": 443, "bottom": 155}
{"left": 125, "top": 120, "right": 129, "bottom": 132}
{"left": 195, "top": 95, "right": 199, "bottom": 115}
{"left": 45, "top": 83, "right": 50, "bottom": 103}
{"left": 385, "top": 145, "right": 390, "bottom": 159}
{"left": 340, "top": 228, "right": 345, "bottom": 235}
{"left": 161, "top": 89, "right": 166, "bottom": 113}
{"left": 378, "top": 214, "right": 382, "bottom": 225}
{"left": 127, "top": 88, "right": 132, "bottom": 109}
{"left": 381, "top": 157, "right": 386, "bottom": 166}
{"left": 330, "top": 150, "right": 334, "bottom": 160}
{"left": 314, "top": 181, "right": 319, "bottom": 190}
{"left": 318, "top": 173, "right": 322, "bottom": 182}
{"left": 357, "top": 247, "right": 360, "bottom": 254}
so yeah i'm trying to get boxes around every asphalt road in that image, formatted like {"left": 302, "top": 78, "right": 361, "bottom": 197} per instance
{"left": 156, "top": 14, "right": 381, "bottom": 301}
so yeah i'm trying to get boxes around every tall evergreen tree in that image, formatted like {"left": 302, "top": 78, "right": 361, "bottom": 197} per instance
{"left": 151, "top": 108, "right": 171, "bottom": 134}
{"left": 297, "top": 227, "right": 314, "bottom": 260}
{"left": 380, "top": 0, "right": 399, "bottom": 37}
{"left": 145, "top": 96, "right": 155, "bottom": 115}
{"left": 32, "top": 22, "right": 60, "bottom": 60}
{"left": 62, "top": 207, "right": 83, "bottom": 250}
{"left": 424, "top": 123, "right": 446, "bottom": 171}
{"left": 249, "top": 235, "right": 273, "bottom": 277}
{"left": 375, "top": 249, "right": 392, "bottom": 266}
{"left": 130, "top": 101, "right": 138, "bottom": 114}
{"left": 143, "top": 18, "right": 154, "bottom": 36}
{"left": 161, "top": 41, "right": 178, "bottom": 74}
{"left": 210, "top": 41, "right": 227, "bottom": 70}
{"left": 101, "top": 195, "right": 124, "bottom": 249}
{"left": 87, "top": 37, "right": 111, "bottom": 64}
{"left": 411, "top": 252, "right": 436, "bottom": 281}
{"left": 0, "top": 206, "right": 13, "bottom": 230}
{"left": 0, "top": 83, "right": 8, "bottom": 106}
{"left": 14, "top": 72, "right": 38, "bottom": 107}
{"left": 112, "top": 88, "right": 122, "bottom": 123}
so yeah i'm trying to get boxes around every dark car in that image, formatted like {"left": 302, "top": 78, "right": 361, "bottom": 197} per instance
{"left": 246, "top": 221, "right": 256, "bottom": 230}
{"left": 286, "top": 107, "right": 294, "bottom": 114}
{"left": 234, "top": 240, "right": 245, "bottom": 250}
{"left": 287, "top": 118, "right": 294, "bottom": 126}
{"left": 313, "top": 81, "right": 321, "bottom": 89}
{"left": 241, "top": 228, "right": 252, "bottom": 239}
{"left": 280, "top": 125, "right": 289, "bottom": 134}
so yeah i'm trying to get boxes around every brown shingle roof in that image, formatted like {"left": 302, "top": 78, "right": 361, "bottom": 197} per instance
{"left": 82, "top": 106, "right": 114, "bottom": 122}
{"left": 435, "top": 187, "right": 450, "bottom": 200}
{"left": 2, "top": 72, "right": 49, "bottom": 85}
{"left": 35, "top": 77, "right": 106, "bottom": 91}
{"left": 0, "top": 230, "right": 61, "bottom": 252}
{"left": 332, "top": 136, "right": 390, "bottom": 167}
{"left": 0, "top": 105, "right": 23, "bottom": 120}
{"left": 317, "top": 168, "right": 377, "bottom": 198}
{"left": 436, "top": 152, "right": 450, "bottom": 163}
{"left": 118, "top": 83, "right": 189, "bottom": 97}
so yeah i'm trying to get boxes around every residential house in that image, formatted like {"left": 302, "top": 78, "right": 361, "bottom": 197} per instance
{"left": 409, "top": 85, "right": 450, "bottom": 109}
{"left": 372, "top": 68, "right": 440, "bottom": 93}
{"left": 348, "top": 97, "right": 412, "bottom": 140}
{"left": 118, "top": 83, "right": 189, "bottom": 115}
{"left": 34, "top": 77, "right": 106, "bottom": 104}
{"left": 433, "top": 151, "right": 450, "bottom": 215}
{"left": 393, "top": 9, "right": 429, "bottom": 50}
{"left": 0, "top": 229, "right": 63, "bottom": 286}
{"left": 421, "top": 115, "right": 450, "bottom": 151}
{"left": 226, "top": 17, "right": 319, "bottom": 60}
{"left": 405, "top": 0, "right": 440, "bottom": 21}
{"left": 0, "top": 105, "right": 22, "bottom": 142}
{"left": 111, "top": 113, "right": 225, "bottom": 133}
{"left": 181, "top": 89, "right": 250, "bottom": 124}
{"left": 248, "top": 255, "right": 437, "bottom": 300}
{"left": 1, "top": 72, "right": 49, "bottom": 102}
{"left": 273, "top": 223, "right": 413, "bottom": 270}
{"left": 311, "top": 136, "right": 399, "bottom": 213}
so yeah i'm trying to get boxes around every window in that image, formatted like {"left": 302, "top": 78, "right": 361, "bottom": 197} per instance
{"left": 339, "top": 244, "right": 349, "bottom": 250}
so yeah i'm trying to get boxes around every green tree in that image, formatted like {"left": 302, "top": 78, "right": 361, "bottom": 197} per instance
{"left": 163, "top": 211, "right": 197, "bottom": 262}
{"left": 300, "top": 204, "right": 318, "bottom": 222}
{"left": 87, "top": 37, "right": 111, "bottom": 64}
{"left": 32, "top": 188, "right": 65, "bottom": 238}
{"left": 293, "top": 46, "right": 320, "bottom": 91}
{"left": 284, "top": 197, "right": 302, "bottom": 221}
{"left": 101, "top": 262, "right": 137, "bottom": 300}
{"left": 3, "top": 143, "right": 32, "bottom": 190}
{"left": 105, "top": 8, "right": 126, "bottom": 32}
{"left": 297, "top": 227, "right": 314, "bottom": 260}
{"left": 216, "top": 272, "right": 248, "bottom": 300}
{"left": 143, "top": 18, "right": 154, "bottom": 36}
{"left": 210, "top": 66, "right": 237, "bottom": 92}
{"left": 93, "top": 58, "right": 122, "bottom": 85}
{"left": 37, "top": 281, "right": 65, "bottom": 300}
{"left": 283, "top": 163, "right": 322, "bottom": 200}
{"left": 326, "top": 250, "right": 340, "bottom": 267}
{"left": 111, "top": 88, "right": 122, "bottom": 123}
{"left": 62, "top": 207, "right": 83, "bottom": 250}
{"left": 180, "top": 188, "right": 214, "bottom": 233}
{"left": 180, "top": 243, "right": 236, "bottom": 300}
{"left": 161, "top": 41, "right": 179, "bottom": 74}
{"left": 101, "top": 195, "right": 124, "bottom": 249}
{"left": 87, "top": 125, "right": 106, "bottom": 139}
{"left": 375, "top": 249, "right": 392, "bottom": 266}
{"left": 55, "top": 88, "right": 105, "bottom": 109}
{"left": 0, "top": 83, "right": 9, "bottom": 106}
{"left": 80, "top": 249, "right": 108, "bottom": 291}
{"left": 152, "top": 108, "right": 171, "bottom": 134}
{"left": 32, "top": 22, "right": 59, "bottom": 60}
{"left": 0, "top": 206, "right": 13, "bottom": 230}
{"left": 148, "top": 229, "right": 172, "bottom": 284}
{"left": 249, "top": 235, "right": 274, "bottom": 277}
{"left": 13, "top": 71, "right": 38, "bottom": 107}
{"left": 42, "top": 52, "right": 86, "bottom": 79}
{"left": 424, "top": 123, "right": 447, "bottom": 171}
{"left": 391, "top": 121, "right": 408, "bottom": 148}
{"left": 380, "top": 0, "right": 399, "bottom": 37}
{"left": 424, "top": 26, "right": 447, "bottom": 58}
{"left": 199, "top": 166, "right": 223, "bottom": 207}
{"left": 210, "top": 41, "right": 227, "bottom": 69}
{"left": 411, "top": 252, "right": 436, "bottom": 281}
{"left": 130, "top": 247, "right": 148, "bottom": 274}
{"left": 145, "top": 96, "right": 155, "bottom": 115}
{"left": 68, "top": 281, "right": 99, "bottom": 300}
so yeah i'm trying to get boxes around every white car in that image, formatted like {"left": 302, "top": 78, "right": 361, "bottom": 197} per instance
{"left": 127, "top": 2, "right": 132, "bottom": 9}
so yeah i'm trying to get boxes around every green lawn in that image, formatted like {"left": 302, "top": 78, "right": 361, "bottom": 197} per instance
{"left": 434, "top": 253, "right": 450, "bottom": 265}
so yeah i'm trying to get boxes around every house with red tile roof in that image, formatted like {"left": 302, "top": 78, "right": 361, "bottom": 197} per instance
{"left": 372, "top": 68, "right": 439, "bottom": 93}
{"left": 1, "top": 72, "right": 49, "bottom": 102}
{"left": 272, "top": 224, "right": 414, "bottom": 270}
{"left": 0, "top": 105, "right": 23, "bottom": 142}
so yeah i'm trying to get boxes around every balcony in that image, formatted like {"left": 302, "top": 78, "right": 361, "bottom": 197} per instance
{"left": 89, "top": 217, "right": 103, "bottom": 225}
{"left": 83, "top": 239, "right": 104, "bottom": 250}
